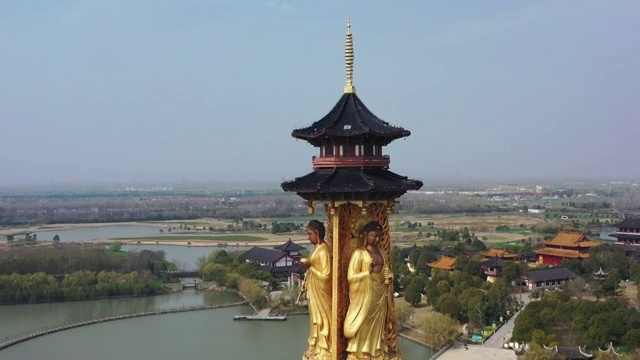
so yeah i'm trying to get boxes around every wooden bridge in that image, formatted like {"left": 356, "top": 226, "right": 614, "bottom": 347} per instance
{"left": 0, "top": 301, "right": 248, "bottom": 351}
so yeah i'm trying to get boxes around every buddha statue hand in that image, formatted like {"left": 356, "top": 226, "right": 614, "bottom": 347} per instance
{"left": 299, "top": 258, "right": 311, "bottom": 268}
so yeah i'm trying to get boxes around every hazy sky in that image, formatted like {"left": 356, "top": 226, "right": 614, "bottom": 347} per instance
{"left": 1, "top": 1, "right": 638, "bottom": 187}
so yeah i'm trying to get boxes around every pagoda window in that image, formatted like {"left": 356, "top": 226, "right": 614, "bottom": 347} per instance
{"left": 343, "top": 145, "right": 356, "bottom": 156}
{"left": 324, "top": 146, "right": 334, "bottom": 157}
{"left": 363, "top": 145, "right": 374, "bottom": 156}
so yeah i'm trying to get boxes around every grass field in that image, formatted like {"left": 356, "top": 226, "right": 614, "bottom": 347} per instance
{"left": 114, "top": 235, "right": 268, "bottom": 242}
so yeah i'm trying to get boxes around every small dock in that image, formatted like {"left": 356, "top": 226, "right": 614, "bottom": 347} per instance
{"left": 233, "top": 308, "right": 286, "bottom": 321}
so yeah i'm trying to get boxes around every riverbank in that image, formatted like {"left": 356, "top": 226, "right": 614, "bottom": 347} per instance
{"left": 104, "top": 238, "right": 308, "bottom": 247}
{"left": 0, "top": 221, "right": 165, "bottom": 236}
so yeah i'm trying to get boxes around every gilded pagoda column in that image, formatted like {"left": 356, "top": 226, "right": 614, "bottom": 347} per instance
{"left": 315, "top": 200, "right": 403, "bottom": 360}
{"left": 326, "top": 201, "right": 362, "bottom": 359}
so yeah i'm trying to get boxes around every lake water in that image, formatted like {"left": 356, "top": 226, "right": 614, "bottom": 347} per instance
{"left": 592, "top": 227, "right": 617, "bottom": 241}
{"left": 33, "top": 225, "right": 165, "bottom": 242}
{"left": 123, "top": 244, "right": 312, "bottom": 270}
{"left": 0, "top": 291, "right": 433, "bottom": 360}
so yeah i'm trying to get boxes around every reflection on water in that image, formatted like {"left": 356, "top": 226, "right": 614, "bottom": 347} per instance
{"left": 0, "top": 290, "right": 242, "bottom": 336}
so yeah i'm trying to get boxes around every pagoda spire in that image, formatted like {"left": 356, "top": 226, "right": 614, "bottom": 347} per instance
{"left": 343, "top": 17, "right": 356, "bottom": 94}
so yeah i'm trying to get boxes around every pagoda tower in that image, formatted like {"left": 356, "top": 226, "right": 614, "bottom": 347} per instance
{"left": 282, "top": 18, "right": 422, "bottom": 360}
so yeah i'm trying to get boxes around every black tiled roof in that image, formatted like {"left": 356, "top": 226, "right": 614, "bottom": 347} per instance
{"left": 291, "top": 93, "right": 410, "bottom": 145}
{"left": 281, "top": 168, "right": 423, "bottom": 201}
{"left": 430, "top": 250, "right": 455, "bottom": 258}
{"left": 521, "top": 267, "right": 576, "bottom": 282}
{"left": 401, "top": 244, "right": 420, "bottom": 257}
{"left": 482, "top": 257, "right": 505, "bottom": 267}
{"left": 464, "top": 250, "right": 484, "bottom": 257}
{"left": 554, "top": 346, "right": 593, "bottom": 359}
{"left": 613, "top": 233, "right": 640, "bottom": 240}
{"left": 260, "top": 265, "right": 303, "bottom": 275}
{"left": 274, "top": 239, "right": 305, "bottom": 252}
{"left": 617, "top": 217, "right": 640, "bottom": 229}
{"left": 243, "top": 247, "right": 286, "bottom": 263}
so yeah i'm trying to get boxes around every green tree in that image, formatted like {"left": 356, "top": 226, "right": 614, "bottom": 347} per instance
{"left": 208, "top": 249, "right": 233, "bottom": 265}
{"left": 436, "top": 293, "right": 461, "bottom": 320}
{"left": 201, "top": 263, "right": 228, "bottom": 286}
{"left": 421, "top": 312, "right": 460, "bottom": 350}
{"left": 502, "top": 261, "right": 526, "bottom": 285}
{"left": 239, "top": 279, "right": 268, "bottom": 308}
{"left": 562, "top": 276, "right": 586, "bottom": 300}
{"left": 6, "top": 234, "right": 14, "bottom": 243}
{"left": 395, "top": 302, "right": 415, "bottom": 329}
{"left": 590, "top": 282, "right": 604, "bottom": 300}
{"left": 109, "top": 241, "right": 122, "bottom": 252}
{"left": 404, "top": 278, "right": 423, "bottom": 306}
{"left": 53, "top": 234, "right": 60, "bottom": 242}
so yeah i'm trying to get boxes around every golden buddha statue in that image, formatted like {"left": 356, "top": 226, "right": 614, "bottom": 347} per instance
{"left": 344, "top": 220, "right": 396, "bottom": 360}
{"left": 299, "top": 220, "right": 332, "bottom": 360}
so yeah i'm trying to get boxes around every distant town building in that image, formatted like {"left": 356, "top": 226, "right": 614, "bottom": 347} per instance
{"left": 533, "top": 231, "right": 601, "bottom": 265}
{"left": 485, "top": 184, "right": 534, "bottom": 195}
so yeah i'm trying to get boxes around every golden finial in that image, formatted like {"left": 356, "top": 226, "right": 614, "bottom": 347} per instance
{"left": 343, "top": 16, "right": 356, "bottom": 94}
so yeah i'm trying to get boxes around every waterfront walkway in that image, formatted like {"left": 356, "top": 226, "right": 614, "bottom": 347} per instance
{"left": 0, "top": 301, "right": 248, "bottom": 351}
{"left": 439, "top": 342, "right": 516, "bottom": 360}
{"left": 437, "top": 292, "right": 533, "bottom": 359}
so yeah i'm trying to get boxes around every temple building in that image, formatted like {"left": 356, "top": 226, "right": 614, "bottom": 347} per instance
{"left": 481, "top": 257, "right": 505, "bottom": 282}
{"left": 242, "top": 240, "right": 304, "bottom": 278}
{"left": 534, "top": 231, "right": 601, "bottom": 265}
{"left": 612, "top": 217, "right": 640, "bottom": 247}
{"left": 481, "top": 247, "right": 517, "bottom": 260}
{"left": 520, "top": 267, "right": 576, "bottom": 290}
{"left": 273, "top": 238, "right": 305, "bottom": 260}
{"left": 427, "top": 256, "right": 457, "bottom": 272}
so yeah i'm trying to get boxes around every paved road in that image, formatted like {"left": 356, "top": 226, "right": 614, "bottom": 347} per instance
{"left": 439, "top": 342, "right": 516, "bottom": 360}
{"left": 483, "top": 292, "right": 533, "bottom": 349}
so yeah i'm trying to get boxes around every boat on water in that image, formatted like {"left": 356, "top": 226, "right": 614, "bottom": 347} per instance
{"left": 233, "top": 315, "right": 287, "bottom": 321}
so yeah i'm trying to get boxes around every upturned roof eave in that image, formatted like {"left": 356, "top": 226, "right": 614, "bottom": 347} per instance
{"left": 291, "top": 129, "right": 410, "bottom": 141}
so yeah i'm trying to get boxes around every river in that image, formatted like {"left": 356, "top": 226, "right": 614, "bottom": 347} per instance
{"left": 0, "top": 291, "right": 433, "bottom": 360}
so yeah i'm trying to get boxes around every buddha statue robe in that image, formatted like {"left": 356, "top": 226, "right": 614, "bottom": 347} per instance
{"left": 304, "top": 242, "right": 332, "bottom": 357}
{"left": 343, "top": 246, "right": 394, "bottom": 359}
